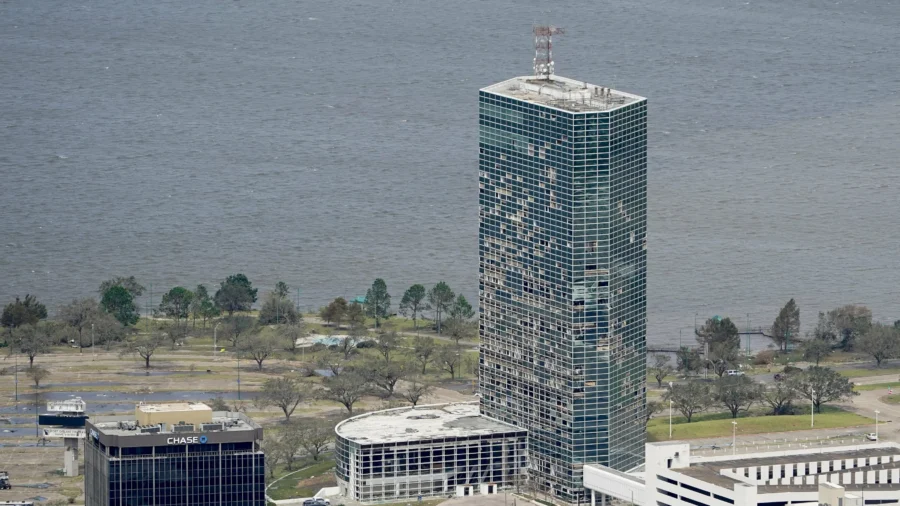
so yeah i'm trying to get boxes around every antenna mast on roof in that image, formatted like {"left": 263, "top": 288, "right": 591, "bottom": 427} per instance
{"left": 533, "top": 25, "right": 564, "bottom": 79}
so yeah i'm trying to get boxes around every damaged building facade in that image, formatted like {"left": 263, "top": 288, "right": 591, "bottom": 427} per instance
{"left": 478, "top": 74, "right": 648, "bottom": 502}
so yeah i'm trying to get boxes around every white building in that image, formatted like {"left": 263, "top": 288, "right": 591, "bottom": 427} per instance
{"left": 584, "top": 442, "right": 900, "bottom": 506}
{"left": 334, "top": 403, "right": 527, "bottom": 503}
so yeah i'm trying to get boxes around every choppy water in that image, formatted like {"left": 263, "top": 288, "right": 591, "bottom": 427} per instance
{"left": 1, "top": 0, "right": 898, "bottom": 347}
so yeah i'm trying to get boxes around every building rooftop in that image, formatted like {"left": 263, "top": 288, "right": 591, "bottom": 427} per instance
{"left": 91, "top": 411, "right": 260, "bottom": 437}
{"left": 137, "top": 403, "right": 212, "bottom": 414}
{"left": 335, "top": 402, "right": 524, "bottom": 445}
{"left": 481, "top": 75, "right": 645, "bottom": 113}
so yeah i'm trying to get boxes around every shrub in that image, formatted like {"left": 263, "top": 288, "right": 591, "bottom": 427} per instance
{"left": 754, "top": 350, "right": 776, "bottom": 366}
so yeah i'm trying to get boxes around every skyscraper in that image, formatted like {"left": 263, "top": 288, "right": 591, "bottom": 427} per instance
{"left": 478, "top": 73, "right": 647, "bottom": 502}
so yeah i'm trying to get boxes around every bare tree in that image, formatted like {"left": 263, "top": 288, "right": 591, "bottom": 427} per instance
{"left": 27, "top": 366, "right": 51, "bottom": 388}
{"left": 258, "top": 376, "right": 313, "bottom": 422}
{"left": 856, "top": 323, "right": 900, "bottom": 367}
{"left": 649, "top": 353, "right": 674, "bottom": 388}
{"left": 374, "top": 330, "right": 401, "bottom": 364}
{"left": 412, "top": 335, "right": 436, "bottom": 374}
{"left": 223, "top": 316, "right": 256, "bottom": 348}
{"left": 364, "top": 359, "right": 410, "bottom": 398}
{"left": 663, "top": 380, "right": 711, "bottom": 423}
{"left": 293, "top": 418, "right": 335, "bottom": 461}
{"left": 279, "top": 321, "right": 307, "bottom": 354}
{"left": 241, "top": 333, "right": 280, "bottom": 370}
{"left": 336, "top": 334, "right": 360, "bottom": 360}
{"left": 59, "top": 298, "right": 101, "bottom": 350}
{"left": 123, "top": 331, "right": 166, "bottom": 368}
{"left": 435, "top": 345, "right": 462, "bottom": 379}
{"left": 9, "top": 322, "right": 57, "bottom": 367}
{"left": 762, "top": 381, "right": 796, "bottom": 415}
{"left": 401, "top": 377, "right": 435, "bottom": 406}
{"left": 316, "top": 351, "right": 344, "bottom": 377}
{"left": 323, "top": 372, "right": 369, "bottom": 414}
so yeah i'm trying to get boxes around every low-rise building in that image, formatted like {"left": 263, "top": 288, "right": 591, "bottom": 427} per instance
{"left": 584, "top": 441, "right": 900, "bottom": 506}
{"left": 84, "top": 403, "right": 265, "bottom": 506}
{"left": 335, "top": 402, "right": 527, "bottom": 503}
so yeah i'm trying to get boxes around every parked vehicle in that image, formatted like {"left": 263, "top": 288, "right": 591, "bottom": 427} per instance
{"left": 866, "top": 433, "right": 878, "bottom": 441}
{"left": 302, "top": 500, "right": 316, "bottom": 506}
{"left": 0, "top": 470, "right": 10, "bottom": 489}
{"left": 314, "top": 498, "right": 331, "bottom": 506}
{"left": 725, "top": 370, "right": 745, "bottom": 376}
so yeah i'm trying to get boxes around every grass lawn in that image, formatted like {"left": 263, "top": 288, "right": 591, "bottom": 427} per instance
{"left": 266, "top": 457, "right": 336, "bottom": 501}
{"left": 839, "top": 368, "right": 900, "bottom": 378}
{"left": 880, "top": 394, "right": 900, "bottom": 405}
{"left": 647, "top": 406, "right": 873, "bottom": 441}
{"left": 854, "top": 382, "right": 900, "bottom": 392}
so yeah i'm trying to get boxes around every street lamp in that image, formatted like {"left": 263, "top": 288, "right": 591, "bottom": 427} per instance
{"left": 91, "top": 323, "right": 95, "bottom": 360}
{"left": 732, "top": 421, "right": 737, "bottom": 455}
{"left": 811, "top": 388, "right": 815, "bottom": 427}
{"left": 875, "top": 410, "right": 880, "bottom": 441}
{"left": 213, "top": 322, "right": 221, "bottom": 360}
{"left": 668, "top": 381, "right": 674, "bottom": 439}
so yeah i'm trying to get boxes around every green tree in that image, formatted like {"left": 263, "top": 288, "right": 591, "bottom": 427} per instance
{"left": 2, "top": 295, "right": 48, "bottom": 339}
{"left": 258, "top": 292, "right": 299, "bottom": 325}
{"left": 827, "top": 304, "right": 872, "bottom": 350}
{"left": 99, "top": 276, "right": 145, "bottom": 299}
{"left": 427, "top": 282, "right": 455, "bottom": 334}
{"left": 59, "top": 298, "right": 101, "bottom": 349}
{"left": 448, "top": 294, "right": 475, "bottom": 320}
{"left": 319, "top": 297, "right": 348, "bottom": 327}
{"left": 856, "top": 323, "right": 900, "bottom": 367}
{"left": 790, "top": 366, "right": 857, "bottom": 413}
{"left": 696, "top": 316, "right": 740, "bottom": 377}
{"left": 214, "top": 274, "right": 258, "bottom": 315}
{"left": 713, "top": 375, "right": 763, "bottom": 418}
{"left": 675, "top": 346, "right": 702, "bottom": 377}
{"left": 101, "top": 286, "right": 140, "bottom": 326}
{"left": 189, "top": 284, "right": 213, "bottom": 330}
{"left": 274, "top": 281, "right": 290, "bottom": 299}
{"left": 399, "top": 284, "right": 429, "bottom": 332}
{"left": 364, "top": 279, "right": 391, "bottom": 328}
{"left": 762, "top": 381, "right": 796, "bottom": 415}
{"left": 664, "top": 380, "right": 711, "bottom": 423}
{"left": 159, "top": 287, "right": 194, "bottom": 336}
{"left": 771, "top": 298, "right": 800, "bottom": 352}
{"left": 650, "top": 354, "right": 674, "bottom": 388}
{"left": 801, "top": 338, "right": 833, "bottom": 366}
{"left": 645, "top": 400, "right": 664, "bottom": 426}
{"left": 345, "top": 302, "right": 366, "bottom": 329}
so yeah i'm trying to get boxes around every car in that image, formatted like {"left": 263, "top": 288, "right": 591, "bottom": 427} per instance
{"left": 314, "top": 498, "right": 331, "bottom": 506}
{"left": 302, "top": 500, "right": 316, "bottom": 506}
{"left": 725, "top": 370, "right": 744, "bottom": 376}
{"left": 866, "top": 433, "right": 878, "bottom": 441}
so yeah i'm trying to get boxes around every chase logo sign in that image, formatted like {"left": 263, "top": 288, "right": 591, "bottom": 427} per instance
{"left": 166, "top": 435, "right": 208, "bottom": 445}
{"left": 90, "top": 429, "right": 99, "bottom": 440}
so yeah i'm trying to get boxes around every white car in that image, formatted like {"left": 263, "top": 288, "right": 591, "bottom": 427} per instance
{"left": 725, "top": 370, "right": 745, "bottom": 376}
{"left": 866, "top": 433, "right": 878, "bottom": 441}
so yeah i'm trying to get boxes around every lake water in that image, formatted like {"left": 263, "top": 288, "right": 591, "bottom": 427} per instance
{"left": 1, "top": 0, "right": 898, "bottom": 348}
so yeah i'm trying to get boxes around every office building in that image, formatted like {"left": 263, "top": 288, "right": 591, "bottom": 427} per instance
{"left": 585, "top": 441, "right": 900, "bottom": 506}
{"left": 84, "top": 403, "right": 265, "bottom": 506}
{"left": 478, "top": 73, "right": 648, "bottom": 501}
{"left": 335, "top": 403, "right": 528, "bottom": 503}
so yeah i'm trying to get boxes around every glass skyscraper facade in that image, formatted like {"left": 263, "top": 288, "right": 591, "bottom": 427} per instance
{"left": 478, "top": 75, "right": 647, "bottom": 502}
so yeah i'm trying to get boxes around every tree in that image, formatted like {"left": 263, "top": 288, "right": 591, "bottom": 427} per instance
{"left": 223, "top": 315, "right": 256, "bottom": 347}
{"left": 435, "top": 345, "right": 462, "bottom": 379}
{"left": 856, "top": 323, "right": 900, "bottom": 367}
{"left": 274, "top": 281, "right": 291, "bottom": 299}
{"left": 762, "top": 381, "right": 796, "bottom": 415}
{"left": 293, "top": 418, "right": 335, "bottom": 460}
{"left": 428, "top": 282, "right": 455, "bottom": 333}
{"left": 401, "top": 377, "right": 435, "bottom": 406}
{"left": 448, "top": 294, "right": 475, "bottom": 320}
{"left": 443, "top": 317, "right": 477, "bottom": 346}
{"left": 270, "top": 424, "right": 306, "bottom": 471}
{"left": 364, "top": 359, "right": 410, "bottom": 398}
{"left": 320, "top": 297, "right": 348, "bottom": 327}
{"left": 207, "top": 395, "right": 230, "bottom": 411}
{"left": 59, "top": 298, "right": 101, "bottom": 349}
{"left": 650, "top": 354, "right": 674, "bottom": 387}
{"left": 99, "top": 276, "right": 145, "bottom": 299}
{"left": 92, "top": 312, "right": 126, "bottom": 350}
{"left": 412, "top": 335, "right": 436, "bottom": 374}
{"left": 258, "top": 292, "right": 299, "bottom": 325}
{"left": 791, "top": 366, "right": 857, "bottom": 413}
{"left": 801, "top": 339, "right": 833, "bottom": 366}
{"left": 280, "top": 321, "right": 307, "bottom": 354}
{"left": 214, "top": 274, "right": 258, "bottom": 315}
{"left": 827, "top": 304, "right": 872, "bottom": 350}
{"left": 399, "top": 284, "right": 428, "bottom": 332}
{"left": 364, "top": 279, "right": 391, "bottom": 328}
{"left": 123, "top": 331, "right": 165, "bottom": 368}
{"left": 190, "top": 284, "right": 219, "bottom": 333}
{"left": 664, "top": 381, "right": 710, "bottom": 423}
{"left": 316, "top": 351, "right": 344, "bottom": 377}
{"left": 27, "top": 366, "right": 51, "bottom": 388}
{"left": 771, "top": 299, "right": 800, "bottom": 353}
{"left": 645, "top": 400, "right": 663, "bottom": 426}
{"left": 696, "top": 316, "right": 740, "bottom": 377}
{"left": 258, "top": 376, "right": 311, "bottom": 422}
{"left": 713, "top": 375, "right": 762, "bottom": 418}
{"left": 323, "top": 372, "right": 369, "bottom": 414}
{"left": 159, "top": 287, "right": 194, "bottom": 338}
{"left": 374, "top": 330, "right": 401, "bottom": 364}
{"left": 101, "top": 285, "right": 139, "bottom": 326}
{"left": 675, "top": 346, "right": 702, "bottom": 377}
{"left": 345, "top": 302, "right": 367, "bottom": 329}
{"left": 10, "top": 322, "right": 56, "bottom": 367}
{"left": 242, "top": 333, "right": 280, "bottom": 370}
{"left": 2, "top": 295, "right": 48, "bottom": 339}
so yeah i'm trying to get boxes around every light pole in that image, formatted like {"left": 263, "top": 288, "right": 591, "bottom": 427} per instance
{"left": 91, "top": 323, "right": 95, "bottom": 360}
{"left": 213, "top": 322, "right": 221, "bottom": 360}
{"left": 811, "top": 388, "right": 815, "bottom": 427}
{"left": 732, "top": 421, "right": 737, "bottom": 455}
{"left": 875, "top": 410, "right": 880, "bottom": 441}
{"left": 237, "top": 349, "right": 241, "bottom": 401}
{"left": 746, "top": 313, "right": 751, "bottom": 357}
{"left": 668, "top": 381, "right": 674, "bottom": 439}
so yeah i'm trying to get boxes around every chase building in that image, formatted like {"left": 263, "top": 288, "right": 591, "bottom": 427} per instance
{"left": 84, "top": 403, "right": 265, "bottom": 506}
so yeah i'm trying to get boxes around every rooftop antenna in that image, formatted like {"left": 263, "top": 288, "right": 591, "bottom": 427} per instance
{"left": 533, "top": 25, "right": 564, "bottom": 79}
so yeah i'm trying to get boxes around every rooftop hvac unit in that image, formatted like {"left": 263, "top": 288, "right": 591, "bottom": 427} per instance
{"left": 118, "top": 421, "right": 137, "bottom": 431}
{"left": 173, "top": 424, "right": 195, "bottom": 433}
{"left": 201, "top": 423, "right": 224, "bottom": 432}
{"left": 139, "top": 425, "right": 161, "bottom": 434}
